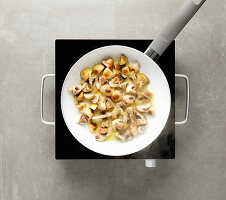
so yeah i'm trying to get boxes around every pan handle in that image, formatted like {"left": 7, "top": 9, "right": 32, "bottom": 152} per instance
{"left": 145, "top": 0, "right": 206, "bottom": 61}
{"left": 175, "top": 74, "right": 190, "bottom": 125}
{"left": 40, "top": 74, "right": 55, "bottom": 125}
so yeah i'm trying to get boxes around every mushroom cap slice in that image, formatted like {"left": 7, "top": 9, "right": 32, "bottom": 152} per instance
{"left": 100, "top": 84, "right": 113, "bottom": 96}
{"left": 90, "top": 104, "right": 97, "bottom": 111}
{"left": 112, "top": 119, "right": 124, "bottom": 131}
{"left": 119, "top": 54, "right": 128, "bottom": 65}
{"left": 81, "top": 107, "right": 93, "bottom": 120}
{"left": 148, "top": 106, "right": 155, "bottom": 115}
{"left": 137, "top": 73, "right": 150, "bottom": 89}
{"left": 126, "top": 107, "right": 136, "bottom": 123}
{"left": 122, "top": 66, "right": 130, "bottom": 75}
{"left": 91, "top": 94, "right": 99, "bottom": 104}
{"left": 123, "top": 95, "right": 135, "bottom": 105}
{"left": 77, "top": 114, "right": 87, "bottom": 124}
{"left": 129, "top": 63, "right": 140, "bottom": 73}
{"left": 95, "top": 134, "right": 106, "bottom": 142}
{"left": 93, "top": 64, "right": 105, "bottom": 75}
{"left": 126, "top": 83, "right": 137, "bottom": 95}
{"left": 80, "top": 68, "right": 91, "bottom": 81}
{"left": 105, "top": 97, "right": 114, "bottom": 110}
{"left": 119, "top": 82, "right": 129, "bottom": 90}
{"left": 92, "top": 112, "right": 112, "bottom": 120}
{"left": 116, "top": 101, "right": 126, "bottom": 110}
{"left": 109, "top": 76, "right": 121, "bottom": 88}
{"left": 77, "top": 92, "right": 84, "bottom": 101}
{"left": 136, "top": 103, "right": 151, "bottom": 113}
{"left": 103, "top": 68, "right": 114, "bottom": 79}
{"left": 82, "top": 82, "right": 92, "bottom": 92}
{"left": 84, "top": 92, "right": 95, "bottom": 100}
{"left": 134, "top": 110, "right": 147, "bottom": 126}
{"left": 111, "top": 90, "right": 122, "bottom": 102}
{"left": 68, "top": 84, "right": 82, "bottom": 95}
{"left": 102, "top": 58, "right": 114, "bottom": 69}
{"left": 76, "top": 102, "right": 86, "bottom": 111}
{"left": 111, "top": 108, "right": 120, "bottom": 119}
{"left": 115, "top": 131, "right": 126, "bottom": 141}
{"left": 130, "top": 124, "right": 138, "bottom": 136}
{"left": 89, "top": 121, "right": 97, "bottom": 132}
{"left": 99, "top": 76, "right": 107, "bottom": 86}
{"left": 101, "top": 119, "right": 109, "bottom": 128}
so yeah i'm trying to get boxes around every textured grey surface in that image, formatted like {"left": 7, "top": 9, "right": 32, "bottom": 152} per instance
{"left": 0, "top": 0, "right": 226, "bottom": 199}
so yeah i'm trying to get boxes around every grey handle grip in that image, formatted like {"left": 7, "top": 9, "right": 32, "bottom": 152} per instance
{"left": 145, "top": 0, "right": 206, "bottom": 59}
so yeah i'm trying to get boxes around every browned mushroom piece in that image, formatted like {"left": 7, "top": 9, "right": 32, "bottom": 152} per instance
{"left": 111, "top": 90, "right": 122, "bottom": 102}
{"left": 102, "top": 58, "right": 114, "bottom": 70}
{"left": 100, "top": 84, "right": 113, "bottom": 96}
{"left": 126, "top": 83, "right": 137, "bottom": 95}
{"left": 111, "top": 108, "right": 120, "bottom": 119}
{"left": 112, "top": 119, "right": 124, "bottom": 131}
{"left": 103, "top": 68, "right": 114, "bottom": 79}
{"left": 129, "top": 63, "right": 140, "bottom": 73}
{"left": 89, "top": 104, "right": 97, "bottom": 111}
{"left": 116, "top": 101, "right": 126, "bottom": 110}
{"left": 122, "top": 111, "right": 130, "bottom": 129}
{"left": 99, "top": 75, "right": 107, "bottom": 86}
{"left": 138, "top": 90, "right": 152, "bottom": 99}
{"left": 92, "top": 112, "right": 112, "bottom": 120}
{"left": 136, "top": 103, "right": 151, "bottom": 113}
{"left": 80, "top": 68, "right": 91, "bottom": 81}
{"left": 82, "top": 82, "right": 92, "bottom": 93}
{"left": 68, "top": 84, "right": 82, "bottom": 95}
{"left": 97, "top": 95, "right": 106, "bottom": 111}
{"left": 119, "top": 54, "right": 128, "bottom": 65}
{"left": 76, "top": 102, "right": 86, "bottom": 111}
{"left": 95, "top": 134, "right": 106, "bottom": 141}
{"left": 101, "top": 119, "right": 109, "bottom": 128}
{"left": 148, "top": 106, "right": 155, "bottom": 115}
{"left": 93, "top": 64, "right": 105, "bottom": 75}
{"left": 115, "top": 131, "right": 126, "bottom": 141}
{"left": 89, "top": 121, "right": 97, "bottom": 131}
{"left": 129, "top": 71, "right": 137, "bottom": 81}
{"left": 105, "top": 97, "right": 114, "bottom": 110}
{"left": 81, "top": 107, "right": 93, "bottom": 120}
{"left": 126, "top": 107, "right": 136, "bottom": 123}
{"left": 77, "top": 91, "right": 84, "bottom": 101}
{"left": 119, "top": 82, "right": 129, "bottom": 90}
{"left": 134, "top": 110, "right": 147, "bottom": 126}
{"left": 123, "top": 95, "right": 136, "bottom": 105}
{"left": 122, "top": 66, "right": 130, "bottom": 75}
{"left": 91, "top": 94, "right": 99, "bottom": 104}
{"left": 109, "top": 76, "right": 121, "bottom": 88}
{"left": 137, "top": 73, "right": 150, "bottom": 89}
{"left": 98, "top": 128, "right": 109, "bottom": 136}
{"left": 84, "top": 92, "right": 95, "bottom": 100}
{"left": 77, "top": 114, "right": 87, "bottom": 124}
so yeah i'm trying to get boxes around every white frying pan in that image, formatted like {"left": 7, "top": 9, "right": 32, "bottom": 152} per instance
{"left": 40, "top": 0, "right": 205, "bottom": 156}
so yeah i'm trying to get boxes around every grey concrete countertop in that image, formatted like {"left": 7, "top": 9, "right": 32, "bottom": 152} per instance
{"left": 0, "top": 0, "right": 226, "bottom": 199}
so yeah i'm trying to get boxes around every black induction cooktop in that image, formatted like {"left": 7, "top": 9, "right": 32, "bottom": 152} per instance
{"left": 55, "top": 39, "right": 175, "bottom": 159}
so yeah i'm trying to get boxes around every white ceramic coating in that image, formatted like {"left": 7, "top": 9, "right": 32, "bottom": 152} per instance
{"left": 61, "top": 45, "right": 171, "bottom": 156}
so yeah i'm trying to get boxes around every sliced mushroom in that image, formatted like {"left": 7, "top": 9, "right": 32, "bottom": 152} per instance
{"left": 98, "top": 128, "right": 109, "bottom": 136}
{"left": 138, "top": 90, "right": 152, "bottom": 99}
{"left": 93, "top": 64, "right": 105, "bottom": 75}
{"left": 129, "top": 63, "right": 140, "bottom": 73}
{"left": 137, "top": 73, "right": 150, "bottom": 89}
{"left": 126, "top": 107, "right": 136, "bottom": 123}
{"left": 126, "top": 83, "right": 137, "bottom": 95}
{"left": 81, "top": 107, "right": 93, "bottom": 120}
{"left": 95, "top": 134, "right": 106, "bottom": 142}
{"left": 138, "top": 125, "right": 146, "bottom": 134}
{"left": 116, "top": 101, "right": 126, "bottom": 110}
{"left": 111, "top": 108, "right": 120, "bottom": 119}
{"left": 68, "top": 84, "right": 82, "bottom": 95}
{"left": 98, "top": 95, "right": 106, "bottom": 111}
{"left": 105, "top": 97, "right": 114, "bottom": 110}
{"left": 89, "top": 121, "right": 97, "bottom": 132}
{"left": 136, "top": 103, "right": 151, "bottom": 112}
{"left": 74, "top": 97, "right": 79, "bottom": 105}
{"left": 122, "top": 111, "right": 130, "bottom": 129}
{"left": 99, "top": 76, "right": 107, "bottom": 86}
{"left": 119, "top": 73, "right": 127, "bottom": 82}
{"left": 77, "top": 92, "right": 84, "bottom": 101}
{"left": 148, "top": 106, "right": 155, "bottom": 115}
{"left": 80, "top": 68, "right": 91, "bottom": 81}
{"left": 111, "top": 90, "right": 122, "bottom": 102}
{"left": 89, "top": 75, "right": 96, "bottom": 86}
{"left": 77, "top": 114, "right": 87, "bottom": 124}
{"left": 92, "top": 112, "right": 112, "bottom": 120}
{"left": 112, "top": 119, "right": 124, "bottom": 131}
{"left": 100, "top": 84, "right": 113, "bottom": 96}
{"left": 130, "top": 124, "right": 138, "bottom": 136}
{"left": 123, "top": 95, "right": 135, "bottom": 105}
{"left": 91, "top": 94, "right": 99, "bottom": 104}
{"left": 90, "top": 104, "right": 97, "bottom": 111}
{"left": 101, "top": 119, "right": 109, "bottom": 128}
{"left": 102, "top": 58, "right": 114, "bottom": 70}
{"left": 76, "top": 102, "right": 86, "bottom": 111}
{"left": 119, "top": 82, "right": 128, "bottom": 90}
{"left": 115, "top": 131, "right": 126, "bottom": 141}
{"left": 113, "top": 68, "right": 121, "bottom": 76}
{"left": 134, "top": 110, "right": 147, "bottom": 126}
{"left": 109, "top": 76, "right": 121, "bottom": 88}
{"left": 84, "top": 92, "right": 95, "bottom": 100}
{"left": 82, "top": 82, "right": 92, "bottom": 93}
{"left": 122, "top": 66, "right": 130, "bottom": 75}
{"left": 103, "top": 68, "right": 114, "bottom": 79}
{"left": 119, "top": 54, "right": 128, "bottom": 65}
{"left": 129, "top": 71, "right": 137, "bottom": 81}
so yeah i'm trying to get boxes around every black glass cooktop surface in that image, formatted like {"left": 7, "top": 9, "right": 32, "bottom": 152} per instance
{"left": 55, "top": 39, "right": 175, "bottom": 159}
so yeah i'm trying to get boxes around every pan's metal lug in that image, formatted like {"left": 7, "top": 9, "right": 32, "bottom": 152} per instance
{"left": 144, "top": 48, "right": 160, "bottom": 61}
{"left": 145, "top": 159, "right": 156, "bottom": 167}
{"left": 40, "top": 74, "right": 55, "bottom": 125}
{"left": 175, "top": 74, "right": 190, "bottom": 125}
